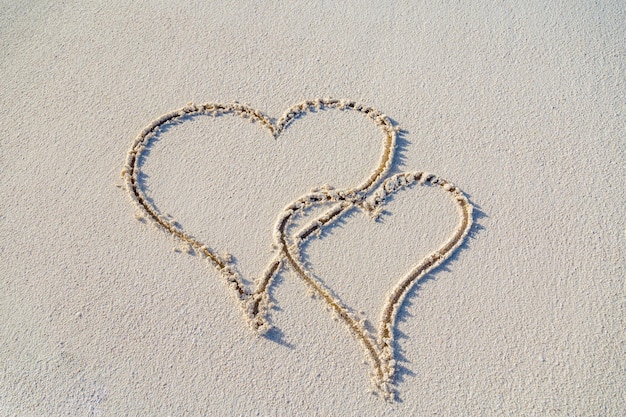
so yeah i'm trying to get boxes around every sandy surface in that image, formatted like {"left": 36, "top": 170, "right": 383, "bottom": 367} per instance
{"left": 1, "top": 1, "right": 624, "bottom": 415}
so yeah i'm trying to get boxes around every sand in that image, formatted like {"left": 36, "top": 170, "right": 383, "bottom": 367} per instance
{"left": 1, "top": 1, "right": 624, "bottom": 415}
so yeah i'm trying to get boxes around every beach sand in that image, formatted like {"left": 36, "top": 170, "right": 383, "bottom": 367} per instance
{"left": 1, "top": 1, "right": 624, "bottom": 415}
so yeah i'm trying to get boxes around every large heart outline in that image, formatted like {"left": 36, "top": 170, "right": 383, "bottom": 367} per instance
{"left": 121, "top": 99, "right": 473, "bottom": 401}
{"left": 282, "top": 172, "right": 472, "bottom": 400}
{"left": 122, "top": 99, "right": 397, "bottom": 332}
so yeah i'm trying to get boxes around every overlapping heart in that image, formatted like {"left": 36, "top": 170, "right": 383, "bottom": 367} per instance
{"left": 122, "top": 99, "right": 473, "bottom": 400}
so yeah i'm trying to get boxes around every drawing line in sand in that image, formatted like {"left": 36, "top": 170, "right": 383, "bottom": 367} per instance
{"left": 122, "top": 99, "right": 473, "bottom": 401}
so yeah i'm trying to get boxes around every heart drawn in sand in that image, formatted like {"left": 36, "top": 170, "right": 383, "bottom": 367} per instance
{"left": 121, "top": 99, "right": 473, "bottom": 401}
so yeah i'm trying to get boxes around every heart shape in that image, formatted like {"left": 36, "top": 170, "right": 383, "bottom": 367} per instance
{"left": 281, "top": 172, "right": 472, "bottom": 400}
{"left": 122, "top": 99, "right": 397, "bottom": 332}
{"left": 122, "top": 99, "right": 473, "bottom": 401}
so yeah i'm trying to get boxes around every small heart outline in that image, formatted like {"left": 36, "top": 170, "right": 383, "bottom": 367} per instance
{"left": 283, "top": 171, "right": 472, "bottom": 400}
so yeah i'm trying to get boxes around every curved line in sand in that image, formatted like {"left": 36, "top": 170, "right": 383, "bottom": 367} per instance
{"left": 122, "top": 99, "right": 396, "bottom": 332}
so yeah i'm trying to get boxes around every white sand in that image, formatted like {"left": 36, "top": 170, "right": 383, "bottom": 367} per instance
{"left": 1, "top": 1, "right": 624, "bottom": 415}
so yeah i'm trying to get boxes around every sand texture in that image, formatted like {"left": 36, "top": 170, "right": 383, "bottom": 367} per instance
{"left": 1, "top": 1, "right": 624, "bottom": 415}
